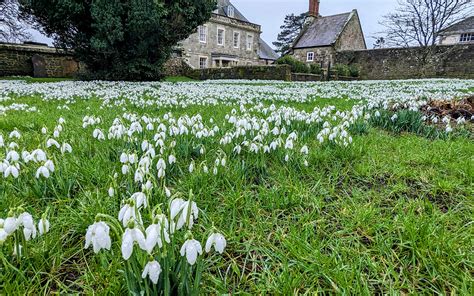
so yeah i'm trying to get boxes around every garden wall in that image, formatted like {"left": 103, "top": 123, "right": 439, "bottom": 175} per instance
{"left": 0, "top": 43, "right": 81, "bottom": 78}
{"left": 186, "top": 65, "right": 292, "bottom": 81}
{"left": 336, "top": 44, "right": 474, "bottom": 80}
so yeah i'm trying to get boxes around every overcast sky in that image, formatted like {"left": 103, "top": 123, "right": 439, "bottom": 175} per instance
{"left": 233, "top": 0, "right": 400, "bottom": 48}
{"left": 31, "top": 0, "right": 400, "bottom": 49}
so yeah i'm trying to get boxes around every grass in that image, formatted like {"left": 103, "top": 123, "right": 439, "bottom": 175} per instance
{"left": 0, "top": 79, "right": 473, "bottom": 294}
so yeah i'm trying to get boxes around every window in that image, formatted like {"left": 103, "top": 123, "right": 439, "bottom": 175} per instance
{"left": 199, "top": 57, "right": 208, "bottom": 69}
{"left": 460, "top": 33, "right": 474, "bottom": 42}
{"left": 227, "top": 6, "right": 235, "bottom": 18}
{"left": 307, "top": 52, "right": 314, "bottom": 62}
{"left": 246, "top": 34, "right": 253, "bottom": 51}
{"left": 233, "top": 31, "right": 240, "bottom": 48}
{"left": 198, "top": 25, "right": 207, "bottom": 43}
{"left": 217, "top": 28, "right": 225, "bottom": 46}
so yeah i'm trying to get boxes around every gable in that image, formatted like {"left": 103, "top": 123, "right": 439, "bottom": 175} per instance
{"left": 215, "top": 0, "right": 250, "bottom": 23}
{"left": 293, "top": 12, "right": 352, "bottom": 48}
{"left": 439, "top": 16, "right": 474, "bottom": 35}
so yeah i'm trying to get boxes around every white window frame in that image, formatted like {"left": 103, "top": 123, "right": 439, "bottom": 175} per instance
{"left": 217, "top": 27, "right": 225, "bottom": 46}
{"left": 307, "top": 52, "right": 315, "bottom": 62}
{"left": 227, "top": 6, "right": 235, "bottom": 18}
{"left": 233, "top": 31, "right": 240, "bottom": 48}
{"left": 199, "top": 56, "right": 208, "bottom": 69}
{"left": 198, "top": 25, "right": 207, "bottom": 43}
{"left": 246, "top": 33, "right": 254, "bottom": 51}
{"left": 460, "top": 33, "right": 474, "bottom": 43}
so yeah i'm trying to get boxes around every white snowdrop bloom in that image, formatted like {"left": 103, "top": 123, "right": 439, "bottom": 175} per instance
{"left": 18, "top": 212, "right": 37, "bottom": 241}
{"left": 205, "top": 233, "right": 226, "bottom": 254}
{"left": 180, "top": 239, "right": 203, "bottom": 265}
{"left": 0, "top": 135, "right": 4, "bottom": 147}
{"left": 36, "top": 166, "right": 50, "bottom": 179}
{"left": 131, "top": 192, "right": 148, "bottom": 208}
{"left": 118, "top": 204, "right": 139, "bottom": 227}
{"left": 41, "top": 127, "right": 47, "bottom": 134}
{"left": 4, "top": 217, "right": 18, "bottom": 234}
{"left": 202, "top": 165, "right": 209, "bottom": 174}
{"left": 374, "top": 110, "right": 381, "bottom": 117}
{"left": 61, "top": 143, "right": 72, "bottom": 154}
{"left": 442, "top": 116, "right": 450, "bottom": 124}
{"left": 53, "top": 129, "right": 60, "bottom": 138}
{"left": 142, "top": 260, "right": 161, "bottom": 284}
{"left": 38, "top": 218, "right": 50, "bottom": 235}
{"left": 93, "top": 129, "right": 105, "bottom": 140}
{"left": 8, "top": 142, "right": 18, "bottom": 149}
{"left": 146, "top": 123, "right": 154, "bottom": 131}
{"left": 221, "top": 158, "right": 226, "bottom": 167}
{"left": 189, "top": 161, "right": 194, "bottom": 173}
{"left": 446, "top": 125, "right": 453, "bottom": 133}
{"left": 6, "top": 150, "right": 20, "bottom": 162}
{"left": 44, "top": 160, "right": 55, "bottom": 172}
{"left": 156, "top": 158, "right": 166, "bottom": 171}
{"left": 145, "top": 222, "right": 170, "bottom": 253}
{"left": 122, "top": 164, "right": 130, "bottom": 175}
{"left": 213, "top": 166, "right": 218, "bottom": 175}
{"left": 108, "top": 187, "right": 115, "bottom": 197}
{"left": 168, "top": 154, "right": 176, "bottom": 165}
{"left": 121, "top": 227, "right": 147, "bottom": 260}
{"left": 143, "top": 180, "right": 153, "bottom": 191}
{"left": 164, "top": 186, "right": 171, "bottom": 198}
{"left": 300, "top": 145, "right": 309, "bottom": 155}
{"left": 58, "top": 117, "right": 66, "bottom": 124}
{"left": 304, "top": 159, "right": 309, "bottom": 167}
{"left": 128, "top": 154, "right": 137, "bottom": 164}
{"left": 157, "top": 168, "right": 165, "bottom": 179}
{"left": 9, "top": 130, "right": 21, "bottom": 139}
{"left": 170, "top": 198, "right": 199, "bottom": 231}
{"left": 46, "top": 139, "right": 60, "bottom": 149}
{"left": 456, "top": 117, "right": 465, "bottom": 125}
{"left": 85, "top": 221, "right": 112, "bottom": 253}
{"left": 4, "top": 164, "right": 19, "bottom": 178}
{"left": 31, "top": 149, "right": 47, "bottom": 162}
{"left": 285, "top": 154, "right": 289, "bottom": 162}
{"left": 233, "top": 145, "right": 242, "bottom": 154}
{"left": 391, "top": 114, "right": 398, "bottom": 122}
{"left": 120, "top": 153, "right": 129, "bottom": 163}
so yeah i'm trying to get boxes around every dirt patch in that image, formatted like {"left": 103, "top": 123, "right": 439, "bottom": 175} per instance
{"left": 422, "top": 96, "right": 474, "bottom": 122}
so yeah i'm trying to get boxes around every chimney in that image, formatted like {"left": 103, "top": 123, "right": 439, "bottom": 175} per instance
{"left": 309, "top": 0, "right": 320, "bottom": 17}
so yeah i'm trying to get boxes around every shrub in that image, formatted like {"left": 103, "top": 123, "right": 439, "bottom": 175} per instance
{"left": 276, "top": 56, "right": 309, "bottom": 73}
{"left": 309, "top": 64, "right": 323, "bottom": 75}
{"left": 333, "top": 64, "right": 350, "bottom": 77}
{"left": 348, "top": 65, "right": 360, "bottom": 77}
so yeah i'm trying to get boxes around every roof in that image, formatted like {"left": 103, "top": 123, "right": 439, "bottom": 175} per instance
{"left": 216, "top": 0, "right": 250, "bottom": 23}
{"left": 439, "top": 16, "right": 474, "bottom": 35}
{"left": 293, "top": 12, "right": 353, "bottom": 48}
{"left": 259, "top": 38, "right": 279, "bottom": 60}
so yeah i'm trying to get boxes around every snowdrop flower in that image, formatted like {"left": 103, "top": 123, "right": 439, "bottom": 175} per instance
{"left": 61, "top": 143, "right": 72, "bottom": 154}
{"left": 46, "top": 139, "right": 60, "bottom": 149}
{"left": 6, "top": 151, "right": 20, "bottom": 162}
{"left": 122, "top": 226, "right": 147, "bottom": 260}
{"left": 108, "top": 187, "right": 115, "bottom": 197}
{"left": 156, "top": 158, "right": 166, "bottom": 171}
{"left": 205, "top": 233, "right": 226, "bottom": 254}
{"left": 38, "top": 218, "right": 50, "bottom": 235}
{"left": 170, "top": 198, "right": 199, "bottom": 231}
{"left": 446, "top": 125, "right": 453, "bottom": 133}
{"left": 0, "top": 226, "right": 7, "bottom": 244}
{"left": 4, "top": 164, "right": 19, "bottom": 178}
{"left": 120, "top": 153, "right": 129, "bottom": 163}
{"left": 391, "top": 114, "right": 398, "bottom": 122}
{"left": 180, "top": 239, "right": 202, "bottom": 265}
{"left": 9, "top": 130, "right": 21, "bottom": 139}
{"left": 189, "top": 161, "right": 194, "bottom": 173}
{"left": 118, "top": 203, "right": 139, "bottom": 227}
{"left": 85, "top": 221, "right": 111, "bottom": 253}
{"left": 131, "top": 192, "right": 147, "bottom": 208}
{"left": 4, "top": 217, "right": 18, "bottom": 234}
{"left": 36, "top": 166, "right": 50, "bottom": 179}
{"left": 145, "top": 220, "right": 170, "bottom": 253}
{"left": 122, "top": 164, "right": 130, "bottom": 175}
{"left": 168, "top": 154, "right": 176, "bottom": 165}
{"left": 0, "top": 135, "right": 4, "bottom": 147}
{"left": 41, "top": 127, "right": 47, "bottom": 134}
{"left": 93, "top": 129, "right": 105, "bottom": 140}
{"left": 142, "top": 260, "right": 161, "bottom": 284}
{"left": 300, "top": 145, "right": 309, "bottom": 155}
{"left": 19, "top": 212, "right": 37, "bottom": 241}
{"left": 164, "top": 186, "right": 171, "bottom": 198}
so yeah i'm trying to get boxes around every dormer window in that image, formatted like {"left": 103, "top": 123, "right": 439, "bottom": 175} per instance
{"left": 227, "top": 6, "right": 234, "bottom": 18}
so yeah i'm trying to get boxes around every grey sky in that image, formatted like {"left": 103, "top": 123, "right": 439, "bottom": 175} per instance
{"left": 31, "top": 0, "right": 399, "bottom": 49}
{"left": 232, "top": 0, "right": 399, "bottom": 48}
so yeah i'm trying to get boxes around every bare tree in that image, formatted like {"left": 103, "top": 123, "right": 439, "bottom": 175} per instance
{"left": 380, "top": 0, "right": 474, "bottom": 47}
{"left": 0, "top": 0, "right": 30, "bottom": 43}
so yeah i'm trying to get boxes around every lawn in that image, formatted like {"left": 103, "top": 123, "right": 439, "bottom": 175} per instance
{"left": 0, "top": 78, "right": 473, "bottom": 294}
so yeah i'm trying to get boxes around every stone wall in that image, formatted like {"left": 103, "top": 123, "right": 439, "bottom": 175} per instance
{"left": 0, "top": 43, "right": 81, "bottom": 78}
{"left": 291, "top": 46, "right": 335, "bottom": 68}
{"left": 336, "top": 44, "right": 474, "bottom": 80}
{"left": 292, "top": 73, "right": 324, "bottom": 82}
{"left": 186, "top": 64, "right": 291, "bottom": 81}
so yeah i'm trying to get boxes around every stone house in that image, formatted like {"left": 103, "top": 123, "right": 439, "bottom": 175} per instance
{"left": 289, "top": 0, "right": 366, "bottom": 68}
{"left": 438, "top": 16, "right": 474, "bottom": 45}
{"left": 178, "top": 0, "right": 278, "bottom": 69}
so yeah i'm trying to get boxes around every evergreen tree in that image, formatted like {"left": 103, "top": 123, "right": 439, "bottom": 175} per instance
{"left": 273, "top": 12, "right": 307, "bottom": 55}
{"left": 19, "top": 0, "right": 216, "bottom": 80}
